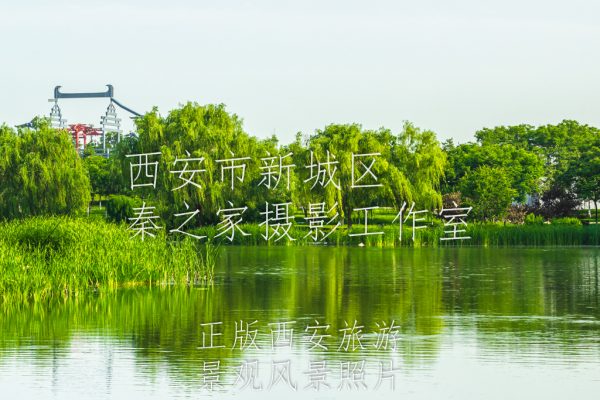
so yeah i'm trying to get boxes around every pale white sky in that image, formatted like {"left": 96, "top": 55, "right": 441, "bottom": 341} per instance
{"left": 1, "top": 0, "right": 599, "bottom": 144}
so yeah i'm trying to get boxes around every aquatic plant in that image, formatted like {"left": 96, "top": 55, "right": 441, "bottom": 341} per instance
{"left": 0, "top": 217, "right": 219, "bottom": 303}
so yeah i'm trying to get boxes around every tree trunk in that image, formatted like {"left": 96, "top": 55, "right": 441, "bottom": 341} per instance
{"left": 346, "top": 205, "right": 353, "bottom": 229}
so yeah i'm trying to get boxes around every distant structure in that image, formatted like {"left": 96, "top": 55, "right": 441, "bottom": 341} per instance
{"left": 46, "top": 84, "right": 141, "bottom": 156}
{"left": 67, "top": 124, "right": 102, "bottom": 151}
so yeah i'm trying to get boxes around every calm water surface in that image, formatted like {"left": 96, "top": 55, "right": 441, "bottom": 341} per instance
{"left": 1, "top": 247, "right": 599, "bottom": 399}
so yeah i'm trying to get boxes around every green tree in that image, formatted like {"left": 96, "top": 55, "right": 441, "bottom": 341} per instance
{"left": 119, "top": 105, "right": 447, "bottom": 230}
{"left": 392, "top": 122, "right": 446, "bottom": 209}
{"left": 83, "top": 154, "right": 110, "bottom": 200}
{"left": 571, "top": 140, "right": 600, "bottom": 223}
{"left": 131, "top": 103, "right": 284, "bottom": 226}
{"left": 473, "top": 120, "right": 600, "bottom": 217}
{"left": 293, "top": 122, "right": 446, "bottom": 227}
{"left": 443, "top": 142, "right": 543, "bottom": 203}
{"left": 0, "top": 119, "right": 91, "bottom": 218}
{"left": 460, "top": 166, "right": 516, "bottom": 221}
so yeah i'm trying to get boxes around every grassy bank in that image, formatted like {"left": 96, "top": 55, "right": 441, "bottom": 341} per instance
{"left": 0, "top": 217, "right": 218, "bottom": 302}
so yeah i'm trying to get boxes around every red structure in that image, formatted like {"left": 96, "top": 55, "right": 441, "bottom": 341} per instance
{"left": 67, "top": 124, "right": 102, "bottom": 151}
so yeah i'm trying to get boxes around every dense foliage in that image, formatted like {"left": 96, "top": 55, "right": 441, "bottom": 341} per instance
{"left": 112, "top": 103, "right": 446, "bottom": 228}
{"left": 0, "top": 119, "right": 91, "bottom": 218}
{"left": 1, "top": 107, "right": 598, "bottom": 225}
{"left": 444, "top": 120, "right": 600, "bottom": 222}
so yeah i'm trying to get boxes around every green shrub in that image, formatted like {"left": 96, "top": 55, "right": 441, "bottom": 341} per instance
{"left": 551, "top": 217, "right": 582, "bottom": 225}
{"left": 2, "top": 217, "right": 80, "bottom": 252}
{"left": 106, "top": 195, "right": 140, "bottom": 223}
{"left": 524, "top": 213, "right": 544, "bottom": 225}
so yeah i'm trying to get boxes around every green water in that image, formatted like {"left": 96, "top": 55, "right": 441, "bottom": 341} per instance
{"left": 1, "top": 247, "right": 599, "bottom": 399}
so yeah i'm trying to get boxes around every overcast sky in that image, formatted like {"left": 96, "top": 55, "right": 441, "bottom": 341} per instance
{"left": 1, "top": 0, "right": 599, "bottom": 144}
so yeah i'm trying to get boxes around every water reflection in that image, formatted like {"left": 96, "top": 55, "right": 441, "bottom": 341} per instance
{"left": 0, "top": 247, "right": 599, "bottom": 398}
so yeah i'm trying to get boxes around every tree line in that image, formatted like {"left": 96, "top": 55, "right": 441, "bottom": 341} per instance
{"left": 0, "top": 104, "right": 598, "bottom": 224}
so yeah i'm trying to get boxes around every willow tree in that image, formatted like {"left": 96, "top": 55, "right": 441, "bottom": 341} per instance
{"left": 133, "top": 103, "right": 290, "bottom": 226}
{"left": 296, "top": 124, "right": 391, "bottom": 227}
{"left": 293, "top": 122, "right": 446, "bottom": 227}
{"left": 391, "top": 122, "right": 446, "bottom": 210}
{"left": 0, "top": 120, "right": 91, "bottom": 218}
{"left": 126, "top": 104, "right": 445, "bottom": 228}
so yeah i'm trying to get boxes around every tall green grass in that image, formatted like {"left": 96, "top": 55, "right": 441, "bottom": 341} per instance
{"left": 190, "top": 221, "right": 600, "bottom": 247}
{"left": 0, "top": 217, "right": 219, "bottom": 302}
{"left": 465, "top": 223, "right": 600, "bottom": 247}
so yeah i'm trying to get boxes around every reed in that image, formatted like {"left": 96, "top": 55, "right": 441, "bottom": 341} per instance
{"left": 0, "top": 217, "right": 219, "bottom": 303}
{"left": 191, "top": 221, "right": 600, "bottom": 247}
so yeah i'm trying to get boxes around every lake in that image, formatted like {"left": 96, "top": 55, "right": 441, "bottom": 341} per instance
{"left": 1, "top": 246, "right": 599, "bottom": 399}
